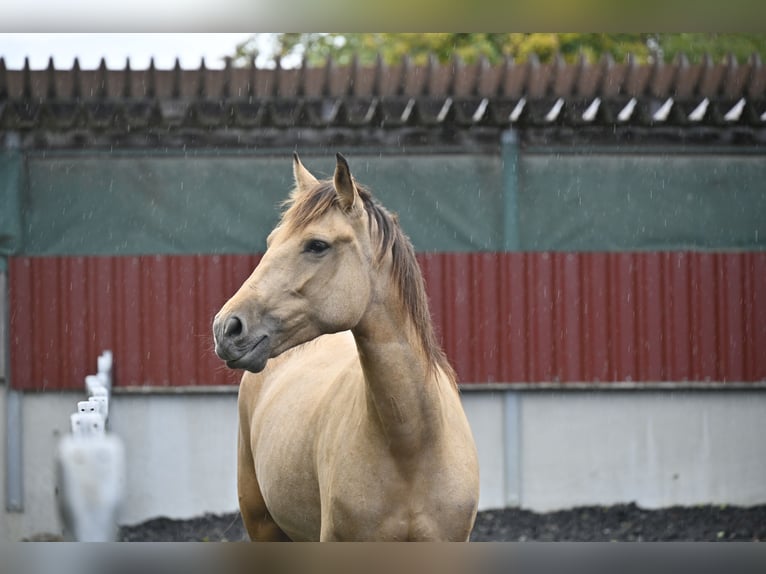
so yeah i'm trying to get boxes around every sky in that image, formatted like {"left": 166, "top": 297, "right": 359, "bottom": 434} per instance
{"left": 0, "top": 33, "right": 265, "bottom": 70}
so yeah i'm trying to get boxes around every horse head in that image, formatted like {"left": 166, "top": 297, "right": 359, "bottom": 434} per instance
{"left": 213, "top": 153, "right": 375, "bottom": 373}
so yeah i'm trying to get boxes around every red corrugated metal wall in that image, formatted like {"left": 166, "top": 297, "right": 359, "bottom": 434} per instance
{"left": 9, "top": 255, "right": 260, "bottom": 390}
{"left": 8, "top": 252, "right": 766, "bottom": 390}
{"left": 421, "top": 252, "right": 766, "bottom": 384}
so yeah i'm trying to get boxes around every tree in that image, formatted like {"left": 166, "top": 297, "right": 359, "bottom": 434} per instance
{"left": 231, "top": 33, "right": 766, "bottom": 68}
{"left": 650, "top": 33, "right": 766, "bottom": 63}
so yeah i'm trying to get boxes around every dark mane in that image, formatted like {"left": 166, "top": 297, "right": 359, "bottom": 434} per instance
{"left": 282, "top": 180, "right": 457, "bottom": 388}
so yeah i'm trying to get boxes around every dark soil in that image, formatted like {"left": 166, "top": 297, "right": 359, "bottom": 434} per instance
{"left": 117, "top": 503, "right": 766, "bottom": 542}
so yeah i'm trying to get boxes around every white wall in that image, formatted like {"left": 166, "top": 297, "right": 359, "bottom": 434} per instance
{"left": 1, "top": 390, "right": 239, "bottom": 541}
{"left": 3, "top": 387, "right": 766, "bottom": 541}
{"left": 462, "top": 389, "right": 766, "bottom": 512}
{"left": 109, "top": 394, "right": 239, "bottom": 525}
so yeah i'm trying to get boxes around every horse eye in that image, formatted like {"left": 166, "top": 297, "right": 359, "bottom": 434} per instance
{"left": 304, "top": 239, "right": 330, "bottom": 254}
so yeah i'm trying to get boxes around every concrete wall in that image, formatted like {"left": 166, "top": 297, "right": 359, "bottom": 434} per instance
{"left": 2, "top": 387, "right": 766, "bottom": 541}
{"left": 1, "top": 390, "right": 238, "bottom": 541}
{"left": 461, "top": 389, "right": 766, "bottom": 512}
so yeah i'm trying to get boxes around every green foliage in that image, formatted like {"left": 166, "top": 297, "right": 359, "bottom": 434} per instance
{"left": 651, "top": 33, "right": 766, "bottom": 63}
{"left": 232, "top": 33, "right": 766, "bottom": 68}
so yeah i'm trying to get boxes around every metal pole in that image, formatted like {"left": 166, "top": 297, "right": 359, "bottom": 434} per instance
{"left": 503, "top": 391, "right": 521, "bottom": 508}
{"left": 3, "top": 257, "right": 23, "bottom": 512}
{"left": 5, "top": 387, "right": 23, "bottom": 512}
{"left": 2, "top": 131, "right": 24, "bottom": 512}
{"left": 501, "top": 129, "right": 521, "bottom": 252}
{"left": 501, "top": 129, "right": 522, "bottom": 507}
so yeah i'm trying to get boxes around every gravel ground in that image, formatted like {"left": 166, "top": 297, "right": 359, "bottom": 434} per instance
{"left": 117, "top": 503, "right": 766, "bottom": 542}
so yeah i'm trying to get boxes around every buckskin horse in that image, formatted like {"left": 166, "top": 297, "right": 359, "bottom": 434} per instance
{"left": 213, "top": 153, "right": 479, "bottom": 541}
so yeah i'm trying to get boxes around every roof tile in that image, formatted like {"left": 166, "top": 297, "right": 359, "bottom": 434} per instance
{"left": 0, "top": 56, "right": 763, "bottom": 135}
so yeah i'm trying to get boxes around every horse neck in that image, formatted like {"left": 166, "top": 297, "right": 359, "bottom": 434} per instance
{"left": 351, "top": 272, "right": 444, "bottom": 456}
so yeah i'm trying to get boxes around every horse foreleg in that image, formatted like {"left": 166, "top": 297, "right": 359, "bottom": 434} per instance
{"left": 236, "top": 375, "right": 291, "bottom": 541}
{"left": 237, "top": 433, "right": 291, "bottom": 541}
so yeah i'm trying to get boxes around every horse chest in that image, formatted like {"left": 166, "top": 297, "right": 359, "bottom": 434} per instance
{"left": 321, "top": 455, "right": 471, "bottom": 541}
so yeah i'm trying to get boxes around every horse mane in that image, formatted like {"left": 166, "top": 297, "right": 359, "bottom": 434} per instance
{"left": 282, "top": 180, "right": 457, "bottom": 389}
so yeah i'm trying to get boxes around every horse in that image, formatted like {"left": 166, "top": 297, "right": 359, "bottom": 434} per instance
{"left": 212, "top": 153, "right": 479, "bottom": 541}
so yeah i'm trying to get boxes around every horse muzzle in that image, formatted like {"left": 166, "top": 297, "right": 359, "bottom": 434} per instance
{"left": 213, "top": 312, "right": 273, "bottom": 373}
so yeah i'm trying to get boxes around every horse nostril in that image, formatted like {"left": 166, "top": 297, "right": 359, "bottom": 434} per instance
{"left": 223, "top": 315, "right": 244, "bottom": 338}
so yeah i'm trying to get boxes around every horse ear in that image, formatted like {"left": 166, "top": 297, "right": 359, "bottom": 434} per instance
{"left": 333, "top": 153, "right": 358, "bottom": 211}
{"left": 292, "top": 152, "right": 318, "bottom": 196}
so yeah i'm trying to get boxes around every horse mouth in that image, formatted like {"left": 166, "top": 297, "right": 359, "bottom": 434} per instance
{"left": 225, "top": 334, "right": 270, "bottom": 372}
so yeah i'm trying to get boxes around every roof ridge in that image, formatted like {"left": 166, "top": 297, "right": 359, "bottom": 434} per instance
{"left": 1, "top": 56, "right": 763, "bottom": 102}
{"left": 1, "top": 56, "right": 763, "bottom": 134}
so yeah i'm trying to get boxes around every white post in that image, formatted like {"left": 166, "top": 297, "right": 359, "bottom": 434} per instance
{"left": 55, "top": 433, "right": 125, "bottom": 542}
{"left": 56, "top": 350, "right": 125, "bottom": 541}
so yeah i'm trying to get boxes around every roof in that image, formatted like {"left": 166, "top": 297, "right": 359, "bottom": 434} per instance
{"left": 1, "top": 55, "right": 765, "bottom": 148}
